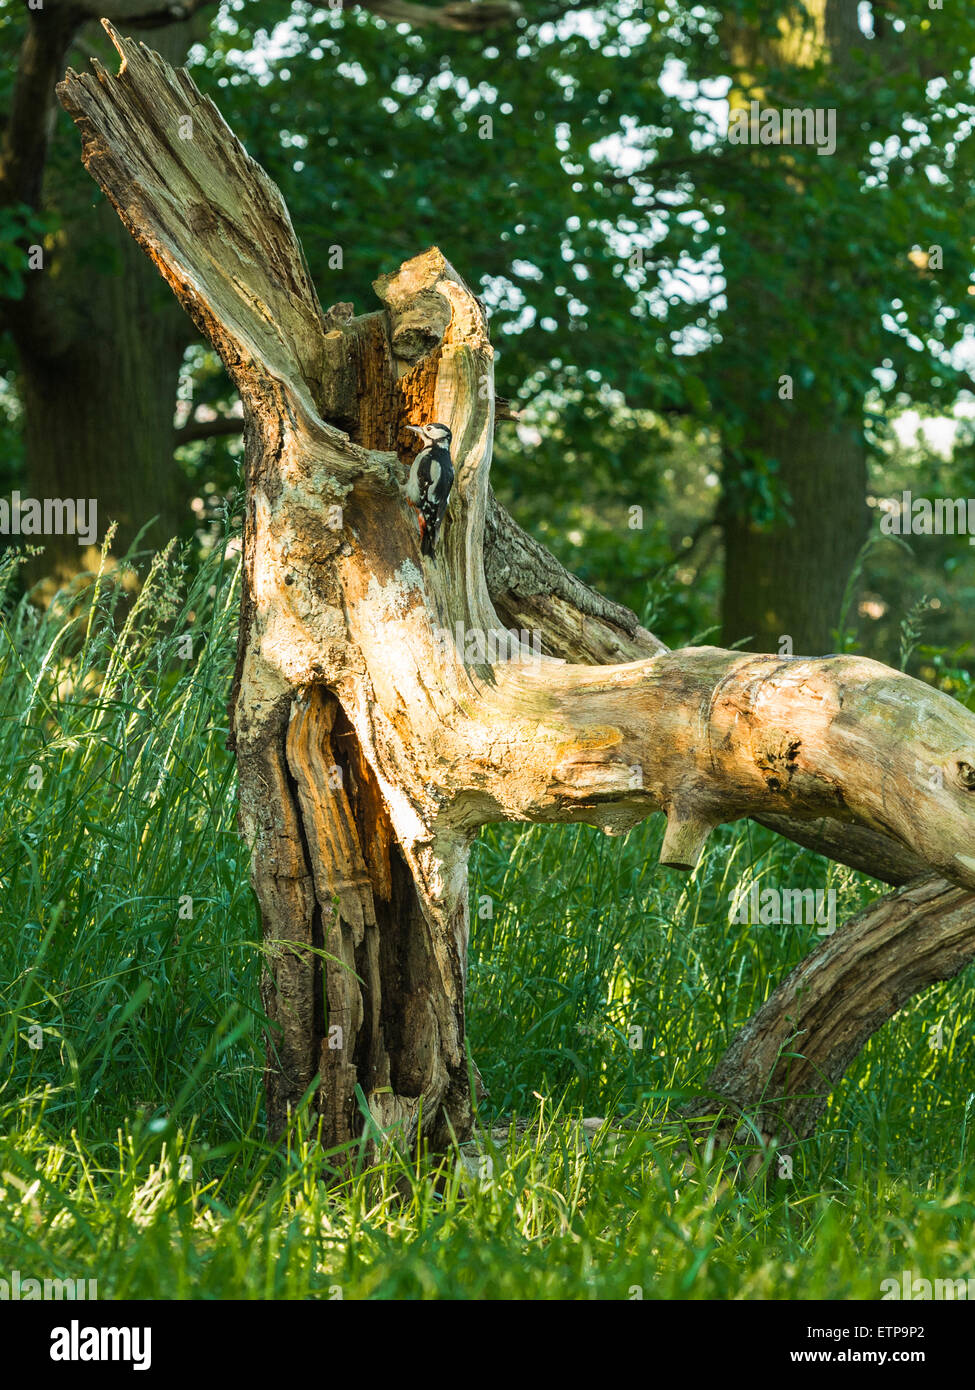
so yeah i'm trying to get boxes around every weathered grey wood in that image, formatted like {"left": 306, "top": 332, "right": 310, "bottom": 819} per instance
{"left": 682, "top": 875, "right": 975, "bottom": 1152}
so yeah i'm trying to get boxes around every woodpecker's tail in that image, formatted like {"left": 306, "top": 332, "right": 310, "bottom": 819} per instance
{"left": 420, "top": 522, "right": 436, "bottom": 557}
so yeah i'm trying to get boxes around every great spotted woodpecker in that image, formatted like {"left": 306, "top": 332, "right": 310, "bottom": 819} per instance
{"left": 406, "top": 422, "right": 454, "bottom": 556}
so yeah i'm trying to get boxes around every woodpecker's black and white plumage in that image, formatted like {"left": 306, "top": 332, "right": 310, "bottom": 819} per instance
{"left": 406, "top": 422, "right": 454, "bottom": 556}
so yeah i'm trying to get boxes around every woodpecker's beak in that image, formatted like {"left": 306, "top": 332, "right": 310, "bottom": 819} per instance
{"left": 407, "top": 425, "right": 425, "bottom": 436}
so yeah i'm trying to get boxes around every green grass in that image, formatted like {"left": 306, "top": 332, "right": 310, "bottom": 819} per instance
{"left": 1, "top": 537, "right": 974, "bottom": 1300}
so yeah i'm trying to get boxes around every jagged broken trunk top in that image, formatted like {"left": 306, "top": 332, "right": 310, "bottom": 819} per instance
{"left": 58, "top": 25, "right": 975, "bottom": 1157}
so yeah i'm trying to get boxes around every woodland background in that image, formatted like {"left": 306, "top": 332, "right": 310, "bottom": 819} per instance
{"left": 0, "top": 0, "right": 974, "bottom": 1300}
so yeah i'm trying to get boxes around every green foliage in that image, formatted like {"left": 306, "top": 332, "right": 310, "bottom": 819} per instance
{"left": 2, "top": 0, "right": 973, "bottom": 634}
{"left": 0, "top": 531, "right": 251, "bottom": 1151}
{"left": 185, "top": 0, "right": 975, "bottom": 453}
{"left": 1, "top": 540, "right": 974, "bottom": 1298}
{"left": 185, "top": 0, "right": 975, "bottom": 613}
{"left": 0, "top": 204, "right": 50, "bottom": 299}
{"left": 840, "top": 410, "right": 975, "bottom": 682}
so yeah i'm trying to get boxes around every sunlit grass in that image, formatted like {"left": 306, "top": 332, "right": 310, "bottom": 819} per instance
{"left": 1, "top": 536, "right": 973, "bottom": 1298}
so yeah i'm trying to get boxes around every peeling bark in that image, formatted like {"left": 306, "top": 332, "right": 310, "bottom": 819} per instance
{"left": 58, "top": 27, "right": 975, "bottom": 1158}
{"left": 482, "top": 491, "right": 667, "bottom": 665}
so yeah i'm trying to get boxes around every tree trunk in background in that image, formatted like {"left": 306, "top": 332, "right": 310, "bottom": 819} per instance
{"left": 721, "top": 411, "right": 868, "bottom": 653}
{"left": 718, "top": 0, "right": 869, "bottom": 654}
{"left": 16, "top": 208, "right": 189, "bottom": 586}
{"left": 1, "top": 15, "right": 200, "bottom": 590}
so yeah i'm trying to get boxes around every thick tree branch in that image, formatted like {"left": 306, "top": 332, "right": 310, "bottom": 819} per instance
{"left": 453, "top": 648, "right": 975, "bottom": 890}
{"left": 483, "top": 489, "right": 668, "bottom": 664}
{"left": 481, "top": 494, "right": 932, "bottom": 886}
{"left": 0, "top": 7, "right": 78, "bottom": 210}
{"left": 57, "top": 22, "right": 393, "bottom": 492}
{"left": 174, "top": 414, "right": 244, "bottom": 446}
{"left": 683, "top": 874, "right": 975, "bottom": 1150}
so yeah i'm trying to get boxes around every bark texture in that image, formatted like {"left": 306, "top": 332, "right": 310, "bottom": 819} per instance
{"left": 58, "top": 26, "right": 975, "bottom": 1159}
{"left": 716, "top": 0, "right": 871, "bottom": 654}
{"left": 720, "top": 414, "right": 869, "bottom": 655}
{"left": 481, "top": 506, "right": 932, "bottom": 889}
{"left": 683, "top": 876, "right": 975, "bottom": 1151}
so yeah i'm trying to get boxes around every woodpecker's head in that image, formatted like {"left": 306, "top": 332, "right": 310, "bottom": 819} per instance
{"left": 407, "top": 422, "right": 452, "bottom": 447}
